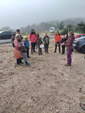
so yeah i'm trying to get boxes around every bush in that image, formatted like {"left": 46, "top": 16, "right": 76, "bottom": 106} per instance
{"left": 60, "top": 28, "right": 68, "bottom": 35}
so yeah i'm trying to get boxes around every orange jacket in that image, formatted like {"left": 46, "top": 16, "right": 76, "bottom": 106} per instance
{"left": 54, "top": 34, "right": 62, "bottom": 43}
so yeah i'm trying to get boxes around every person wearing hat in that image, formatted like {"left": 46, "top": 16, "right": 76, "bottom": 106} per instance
{"left": 14, "top": 34, "right": 30, "bottom": 66}
{"left": 24, "top": 36, "right": 30, "bottom": 58}
{"left": 14, "top": 34, "right": 23, "bottom": 65}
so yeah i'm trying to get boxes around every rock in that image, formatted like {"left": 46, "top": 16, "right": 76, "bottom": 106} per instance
{"left": 50, "top": 107, "right": 53, "bottom": 110}
{"left": 56, "top": 109, "right": 59, "bottom": 113}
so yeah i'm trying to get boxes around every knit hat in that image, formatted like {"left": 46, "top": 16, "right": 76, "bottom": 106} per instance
{"left": 24, "top": 36, "right": 28, "bottom": 39}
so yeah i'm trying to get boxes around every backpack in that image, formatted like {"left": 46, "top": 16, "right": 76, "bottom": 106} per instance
{"left": 20, "top": 46, "right": 27, "bottom": 53}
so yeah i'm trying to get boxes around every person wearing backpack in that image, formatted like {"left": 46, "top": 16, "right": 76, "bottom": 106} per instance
{"left": 11, "top": 32, "right": 16, "bottom": 47}
{"left": 29, "top": 29, "right": 37, "bottom": 54}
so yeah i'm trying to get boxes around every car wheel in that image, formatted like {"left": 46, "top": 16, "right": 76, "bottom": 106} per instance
{"left": 81, "top": 46, "right": 85, "bottom": 54}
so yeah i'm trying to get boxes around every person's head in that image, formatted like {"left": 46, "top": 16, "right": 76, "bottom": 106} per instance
{"left": 39, "top": 37, "right": 41, "bottom": 40}
{"left": 16, "top": 29, "right": 20, "bottom": 34}
{"left": 57, "top": 31, "right": 59, "bottom": 35}
{"left": 24, "top": 36, "right": 28, "bottom": 41}
{"left": 63, "top": 35, "right": 65, "bottom": 39}
{"left": 45, "top": 33, "right": 47, "bottom": 37}
{"left": 68, "top": 31, "right": 74, "bottom": 37}
{"left": 31, "top": 29, "right": 35, "bottom": 33}
{"left": 13, "top": 32, "right": 16, "bottom": 36}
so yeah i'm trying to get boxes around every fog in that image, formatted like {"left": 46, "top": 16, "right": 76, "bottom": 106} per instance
{"left": 0, "top": 0, "right": 85, "bottom": 29}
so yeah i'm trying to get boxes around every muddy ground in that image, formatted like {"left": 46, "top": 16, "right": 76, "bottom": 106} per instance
{"left": 0, "top": 39, "right": 85, "bottom": 113}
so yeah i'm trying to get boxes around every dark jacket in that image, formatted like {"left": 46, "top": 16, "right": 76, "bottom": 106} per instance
{"left": 11, "top": 35, "right": 15, "bottom": 43}
{"left": 61, "top": 38, "right": 67, "bottom": 46}
{"left": 38, "top": 40, "right": 43, "bottom": 47}
{"left": 64, "top": 36, "right": 75, "bottom": 49}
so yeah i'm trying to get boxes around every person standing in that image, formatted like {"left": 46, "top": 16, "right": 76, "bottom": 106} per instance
{"left": 61, "top": 35, "right": 67, "bottom": 54}
{"left": 11, "top": 32, "right": 16, "bottom": 47}
{"left": 14, "top": 34, "right": 23, "bottom": 65}
{"left": 54, "top": 31, "right": 62, "bottom": 53}
{"left": 38, "top": 37, "right": 43, "bottom": 55}
{"left": 43, "top": 33, "right": 50, "bottom": 53}
{"left": 24, "top": 36, "right": 30, "bottom": 58}
{"left": 36, "top": 33, "right": 39, "bottom": 48}
{"left": 29, "top": 29, "right": 37, "bottom": 54}
{"left": 16, "top": 29, "right": 23, "bottom": 40}
{"left": 62, "top": 31, "right": 75, "bottom": 66}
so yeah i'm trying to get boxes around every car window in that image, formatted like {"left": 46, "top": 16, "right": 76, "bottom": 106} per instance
{"left": 1, "top": 31, "right": 12, "bottom": 35}
{"left": 83, "top": 35, "right": 85, "bottom": 37}
{"left": 7, "top": 32, "right": 12, "bottom": 35}
{"left": 1, "top": 32, "right": 6, "bottom": 35}
{"left": 78, "top": 35, "right": 82, "bottom": 38}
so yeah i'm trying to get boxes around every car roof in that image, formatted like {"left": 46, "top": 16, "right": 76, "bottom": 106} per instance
{"left": 76, "top": 34, "right": 85, "bottom": 36}
{"left": 75, "top": 36, "right": 85, "bottom": 41}
{"left": 0, "top": 30, "right": 12, "bottom": 32}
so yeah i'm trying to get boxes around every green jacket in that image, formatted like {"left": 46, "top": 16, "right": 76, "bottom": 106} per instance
{"left": 11, "top": 35, "right": 15, "bottom": 43}
{"left": 43, "top": 36, "right": 50, "bottom": 45}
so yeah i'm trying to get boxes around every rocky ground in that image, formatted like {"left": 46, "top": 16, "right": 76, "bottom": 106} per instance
{"left": 0, "top": 39, "right": 85, "bottom": 113}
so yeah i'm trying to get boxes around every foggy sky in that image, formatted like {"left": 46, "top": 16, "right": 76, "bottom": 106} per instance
{"left": 0, "top": 0, "right": 85, "bottom": 29}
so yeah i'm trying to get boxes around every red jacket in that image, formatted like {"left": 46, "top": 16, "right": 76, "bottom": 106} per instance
{"left": 54, "top": 34, "right": 62, "bottom": 43}
{"left": 29, "top": 33, "right": 37, "bottom": 43}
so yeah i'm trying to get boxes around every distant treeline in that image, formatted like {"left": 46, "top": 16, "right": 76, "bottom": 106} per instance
{"left": 0, "top": 18, "right": 85, "bottom": 34}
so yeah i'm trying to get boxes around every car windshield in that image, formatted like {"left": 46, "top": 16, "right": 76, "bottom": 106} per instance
{"left": 50, "top": 28, "right": 53, "bottom": 30}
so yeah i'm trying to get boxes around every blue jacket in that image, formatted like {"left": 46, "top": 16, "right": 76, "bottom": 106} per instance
{"left": 24, "top": 40, "right": 29, "bottom": 48}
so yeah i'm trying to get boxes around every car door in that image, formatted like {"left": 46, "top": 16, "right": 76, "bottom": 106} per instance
{"left": 0, "top": 31, "right": 7, "bottom": 40}
{"left": 7, "top": 31, "right": 12, "bottom": 39}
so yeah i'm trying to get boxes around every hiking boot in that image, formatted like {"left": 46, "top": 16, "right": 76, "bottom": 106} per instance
{"left": 79, "top": 103, "right": 85, "bottom": 111}
{"left": 25, "top": 61, "right": 30, "bottom": 66}
{"left": 34, "top": 51, "right": 37, "bottom": 53}
{"left": 65, "top": 64, "right": 71, "bottom": 66}
{"left": 28, "top": 56, "right": 31, "bottom": 58}
{"left": 20, "top": 62, "right": 24, "bottom": 64}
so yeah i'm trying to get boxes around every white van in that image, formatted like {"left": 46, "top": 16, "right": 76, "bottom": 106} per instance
{"left": 49, "top": 27, "right": 55, "bottom": 33}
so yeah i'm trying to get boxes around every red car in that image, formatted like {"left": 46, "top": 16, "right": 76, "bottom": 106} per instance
{"left": 75, "top": 34, "right": 85, "bottom": 39}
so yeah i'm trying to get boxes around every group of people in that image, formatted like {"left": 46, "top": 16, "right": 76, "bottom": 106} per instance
{"left": 11, "top": 29, "right": 75, "bottom": 67}
{"left": 54, "top": 31, "right": 74, "bottom": 66}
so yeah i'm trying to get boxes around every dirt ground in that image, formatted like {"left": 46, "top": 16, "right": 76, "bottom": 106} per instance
{"left": 0, "top": 39, "right": 85, "bottom": 113}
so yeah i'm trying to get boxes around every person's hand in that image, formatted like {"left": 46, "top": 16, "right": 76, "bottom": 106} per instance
{"left": 61, "top": 43, "right": 64, "bottom": 45}
{"left": 22, "top": 44, "right": 24, "bottom": 47}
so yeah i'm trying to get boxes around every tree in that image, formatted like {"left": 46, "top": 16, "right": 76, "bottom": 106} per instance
{"left": 57, "top": 21, "right": 64, "bottom": 30}
{"left": 67, "top": 24, "right": 73, "bottom": 29}
{"left": 0, "top": 26, "right": 13, "bottom": 31}
{"left": 60, "top": 28, "right": 68, "bottom": 35}
{"left": 78, "top": 22, "right": 85, "bottom": 33}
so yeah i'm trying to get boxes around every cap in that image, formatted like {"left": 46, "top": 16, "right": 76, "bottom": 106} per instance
{"left": 24, "top": 36, "right": 28, "bottom": 39}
